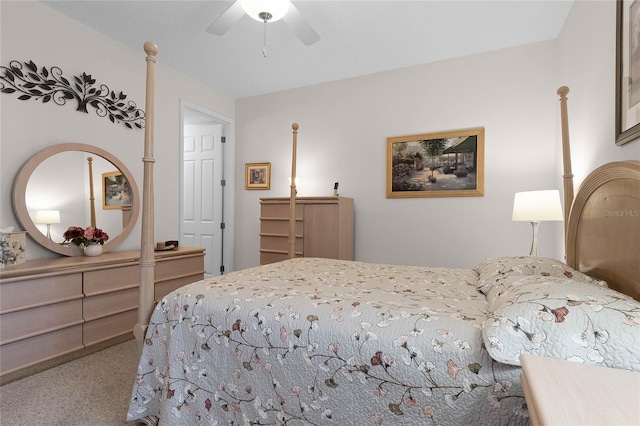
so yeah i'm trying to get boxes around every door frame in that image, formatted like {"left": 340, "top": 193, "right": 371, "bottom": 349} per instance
{"left": 179, "top": 99, "right": 235, "bottom": 275}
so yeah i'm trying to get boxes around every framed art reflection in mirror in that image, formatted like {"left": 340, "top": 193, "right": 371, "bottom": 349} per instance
{"left": 102, "top": 171, "right": 133, "bottom": 210}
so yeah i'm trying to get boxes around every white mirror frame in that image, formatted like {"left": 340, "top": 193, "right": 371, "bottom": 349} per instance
{"left": 12, "top": 143, "right": 140, "bottom": 256}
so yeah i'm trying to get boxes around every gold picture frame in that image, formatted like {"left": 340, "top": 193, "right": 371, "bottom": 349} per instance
{"left": 102, "top": 171, "right": 132, "bottom": 209}
{"left": 245, "top": 162, "right": 271, "bottom": 190}
{"left": 615, "top": 0, "right": 640, "bottom": 145}
{"left": 386, "top": 127, "right": 484, "bottom": 198}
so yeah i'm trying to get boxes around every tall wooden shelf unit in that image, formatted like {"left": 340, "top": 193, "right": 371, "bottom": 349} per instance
{"left": 259, "top": 196, "right": 354, "bottom": 265}
{"left": 0, "top": 247, "right": 204, "bottom": 379}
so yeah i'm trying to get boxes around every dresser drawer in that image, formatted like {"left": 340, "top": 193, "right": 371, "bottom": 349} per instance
{"left": 83, "top": 308, "right": 137, "bottom": 346}
{"left": 0, "top": 325, "right": 83, "bottom": 375}
{"left": 0, "top": 299, "right": 83, "bottom": 345}
{"left": 260, "top": 219, "right": 303, "bottom": 235}
{"left": 0, "top": 274, "right": 82, "bottom": 313}
{"left": 155, "top": 273, "right": 203, "bottom": 301}
{"left": 261, "top": 204, "right": 304, "bottom": 219}
{"left": 259, "top": 251, "right": 302, "bottom": 265}
{"left": 156, "top": 255, "right": 204, "bottom": 282}
{"left": 260, "top": 235, "right": 303, "bottom": 252}
{"left": 84, "top": 265, "right": 139, "bottom": 295}
{"left": 83, "top": 287, "right": 138, "bottom": 322}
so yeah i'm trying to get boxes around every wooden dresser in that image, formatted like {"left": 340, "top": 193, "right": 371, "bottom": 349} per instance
{"left": 0, "top": 247, "right": 204, "bottom": 377}
{"left": 259, "top": 197, "right": 354, "bottom": 265}
{"left": 520, "top": 354, "right": 640, "bottom": 425}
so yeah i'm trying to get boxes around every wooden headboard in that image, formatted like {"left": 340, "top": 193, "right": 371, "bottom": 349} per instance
{"left": 566, "top": 161, "right": 640, "bottom": 301}
{"left": 558, "top": 87, "right": 640, "bottom": 301}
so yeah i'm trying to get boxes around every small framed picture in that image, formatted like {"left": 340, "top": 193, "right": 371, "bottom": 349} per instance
{"left": 102, "top": 171, "right": 133, "bottom": 209}
{"left": 245, "top": 162, "right": 271, "bottom": 190}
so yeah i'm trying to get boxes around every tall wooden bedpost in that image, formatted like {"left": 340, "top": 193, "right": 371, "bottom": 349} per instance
{"left": 134, "top": 41, "right": 158, "bottom": 349}
{"left": 87, "top": 157, "right": 96, "bottom": 228}
{"left": 288, "top": 123, "right": 299, "bottom": 259}
{"left": 558, "top": 86, "right": 574, "bottom": 247}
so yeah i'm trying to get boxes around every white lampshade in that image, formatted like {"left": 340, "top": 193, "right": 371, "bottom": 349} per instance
{"left": 35, "top": 210, "right": 61, "bottom": 224}
{"left": 241, "top": 0, "right": 290, "bottom": 22}
{"left": 512, "top": 190, "right": 563, "bottom": 222}
{"left": 512, "top": 190, "right": 563, "bottom": 256}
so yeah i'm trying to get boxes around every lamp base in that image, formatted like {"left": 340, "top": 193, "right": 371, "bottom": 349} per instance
{"left": 529, "top": 221, "right": 541, "bottom": 256}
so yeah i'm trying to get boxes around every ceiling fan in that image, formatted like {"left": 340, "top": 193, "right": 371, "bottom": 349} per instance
{"left": 206, "top": 0, "right": 320, "bottom": 47}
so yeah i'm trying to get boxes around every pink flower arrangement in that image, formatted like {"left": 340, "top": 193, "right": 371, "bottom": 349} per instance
{"left": 63, "top": 226, "right": 109, "bottom": 246}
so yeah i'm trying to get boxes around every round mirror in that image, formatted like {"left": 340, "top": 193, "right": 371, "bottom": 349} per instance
{"left": 12, "top": 143, "right": 140, "bottom": 256}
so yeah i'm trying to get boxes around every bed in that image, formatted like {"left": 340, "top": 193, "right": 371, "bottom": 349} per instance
{"left": 127, "top": 46, "right": 640, "bottom": 425}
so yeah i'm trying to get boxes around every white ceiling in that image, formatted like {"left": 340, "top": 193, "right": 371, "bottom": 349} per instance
{"left": 41, "top": 0, "right": 574, "bottom": 100}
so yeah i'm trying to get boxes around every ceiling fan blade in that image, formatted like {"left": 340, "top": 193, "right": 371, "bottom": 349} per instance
{"left": 282, "top": 3, "right": 320, "bottom": 46}
{"left": 206, "top": 1, "right": 245, "bottom": 36}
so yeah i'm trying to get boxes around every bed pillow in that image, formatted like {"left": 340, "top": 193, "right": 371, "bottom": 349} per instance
{"left": 482, "top": 275, "right": 640, "bottom": 371}
{"left": 474, "top": 256, "right": 606, "bottom": 295}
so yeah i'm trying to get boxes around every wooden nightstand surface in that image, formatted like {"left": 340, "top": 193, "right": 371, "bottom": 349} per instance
{"left": 520, "top": 354, "right": 640, "bottom": 425}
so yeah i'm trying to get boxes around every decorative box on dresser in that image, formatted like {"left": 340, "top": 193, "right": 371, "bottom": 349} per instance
{"left": 259, "top": 196, "right": 354, "bottom": 265}
{"left": 0, "top": 247, "right": 204, "bottom": 379}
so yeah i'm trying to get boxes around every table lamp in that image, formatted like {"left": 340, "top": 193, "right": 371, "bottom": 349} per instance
{"left": 35, "top": 210, "right": 61, "bottom": 240}
{"left": 512, "top": 190, "right": 563, "bottom": 256}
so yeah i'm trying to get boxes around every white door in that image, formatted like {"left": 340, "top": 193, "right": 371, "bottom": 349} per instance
{"left": 182, "top": 123, "right": 224, "bottom": 276}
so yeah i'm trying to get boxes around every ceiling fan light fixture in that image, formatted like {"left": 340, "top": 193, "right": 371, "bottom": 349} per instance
{"left": 240, "top": 0, "right": 290, "bottom": 22}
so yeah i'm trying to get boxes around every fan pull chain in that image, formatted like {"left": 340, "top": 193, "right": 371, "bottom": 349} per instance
{"left": 257, "top": 11, "right": 273, "bottom": 58}
{"left": 263, "top": 19, "right": 268, "bottom": 58}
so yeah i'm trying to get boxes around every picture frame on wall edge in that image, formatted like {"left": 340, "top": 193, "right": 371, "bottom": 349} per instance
{"left": 615, "top": 0, "right": 640, "bottom": 146}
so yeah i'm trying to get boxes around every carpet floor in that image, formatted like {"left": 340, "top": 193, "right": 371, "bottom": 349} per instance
{"left": 0, "top": 338, "right": 140, "bottom": 425}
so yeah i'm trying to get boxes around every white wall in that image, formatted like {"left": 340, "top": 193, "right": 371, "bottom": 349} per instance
{"left": 235, "top": 40, "right": 561, "bottom": 271}
{"left": 0, "top": 1, "right": 234, "bottom": 260}
{"left": 234, "top": 1, "right": 640, "bottom": 272}
{"left": 556, "top": 0, "right": 639, "bottom": 181}
{"left": 232, "top": 1, "right": 639, "bottom": 272}
{"left": 551, "top": 0, "right": 640, "bottom": 256}
{"left": 3, "top": 1, "right": 636, "bottom": 270}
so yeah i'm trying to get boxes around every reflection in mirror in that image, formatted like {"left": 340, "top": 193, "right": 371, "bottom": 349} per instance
{"left": 26, "top": 152, "right": 129, "bottom": 244}
{"left": 12, "top": 143, "right": 139, "bottom": 257}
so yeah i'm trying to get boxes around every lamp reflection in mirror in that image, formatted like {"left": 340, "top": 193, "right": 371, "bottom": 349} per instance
{"left": 35, "top": 210, "right": 60, "bottom": 240}
{"left": 512, "top": 190, "right": 563, "bottom": 256}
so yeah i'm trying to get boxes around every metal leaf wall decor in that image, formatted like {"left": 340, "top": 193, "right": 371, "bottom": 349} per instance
{"left": 0, "top": 60, "right": 145, "bottom": 130}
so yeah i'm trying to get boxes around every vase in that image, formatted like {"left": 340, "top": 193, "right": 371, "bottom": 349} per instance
{"left": 84, "top": 243, "right": 103, "bottom": 257}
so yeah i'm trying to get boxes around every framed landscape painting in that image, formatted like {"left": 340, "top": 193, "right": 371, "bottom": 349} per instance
{"left": 386, "top": 127, "right": 485, "bottom": 198}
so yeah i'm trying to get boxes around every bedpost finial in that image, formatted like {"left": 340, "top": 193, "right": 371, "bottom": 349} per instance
{"left": 557, "top": 86, "right": 569, "bottom": 97}
{"left": 144, "top": 41, "right": 158, "bottom": 56}
{"left": 292, "top": 122, "right": 299, "bottom": 131}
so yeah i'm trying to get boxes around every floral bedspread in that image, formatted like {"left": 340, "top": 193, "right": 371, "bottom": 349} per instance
{"left": 128, "top": 258, "right": 528, "bottom": 425}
